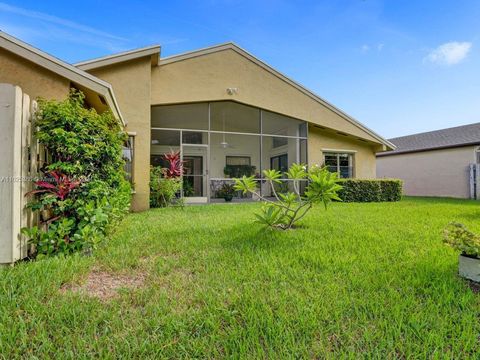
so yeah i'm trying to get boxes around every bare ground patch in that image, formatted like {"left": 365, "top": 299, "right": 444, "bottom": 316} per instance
{"left": 61, "top": 269, "right": 146, "bottom": 301}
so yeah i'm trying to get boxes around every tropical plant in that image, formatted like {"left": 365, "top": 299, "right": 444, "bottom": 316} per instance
{"left": 27, "top": 171, "right": 80, "bottom": 201}
{"left": 150, "top": 166, "right": 182, "bottom": 207}
{"left": 217, "top": 183, "right": 236, "bottom": 201}
{"left": 163, "top": 150, "right": 183, "bottom": 178}
{"left": 443, "top": 222, "right": 480, "bottom": 258}
{"left": 150, "top": 151, "right": 185, "bottom": 207}
{"left": 21, "top": 90, "right": 131, "bottom": 258}
{"left": 234, "top": 164, "right": 342, "bottom": 230}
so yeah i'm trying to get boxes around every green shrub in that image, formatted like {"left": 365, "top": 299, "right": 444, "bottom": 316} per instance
{"left": 22, "top": 90, "right": 131, "bottom": 258}
{"left": 443, "top": 222, "right": 480, "bottom": 258}
{"left": 338, "top": 179, "right": 402, "bottom": 202}
{"left": 150, "top": 166, "right": 182, "bottom": 207}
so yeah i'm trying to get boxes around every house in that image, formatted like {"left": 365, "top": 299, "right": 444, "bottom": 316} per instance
{"left": 377, "top": 123, "right": 480, "bottom": 198}
{"left": 1, "top": 31, "right": 394, "bottom": 213}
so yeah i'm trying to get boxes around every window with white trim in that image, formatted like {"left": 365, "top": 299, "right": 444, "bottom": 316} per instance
{"left": 324, "top": 152, "right": 353, "bottom": 178}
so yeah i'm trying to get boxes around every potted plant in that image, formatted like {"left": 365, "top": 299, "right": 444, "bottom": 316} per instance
{"left": 217, "top": 183, "right": 235, "bottom": 202}
{"left": 443, "top": 222, "right": 480, "bottom": 282}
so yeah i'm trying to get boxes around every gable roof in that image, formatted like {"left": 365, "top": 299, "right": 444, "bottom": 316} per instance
{"left": 377, "top": 122, "right": 480, "bottom": 157}
{"left": 0, "top": 31, "right": 124, "bottom": 125}
{"left": 159, "top": 42, "right": 395, "bottom": 150}
{"left": 75, "top": 45, "right": 161, "bottom": 71}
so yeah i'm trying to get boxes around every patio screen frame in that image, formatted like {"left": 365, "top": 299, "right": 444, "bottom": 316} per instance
{"left": 151, "top": 101, "right": 308, "bottom": 201}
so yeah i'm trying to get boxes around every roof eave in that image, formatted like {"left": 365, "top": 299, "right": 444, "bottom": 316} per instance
{"left": 377, "top": 141, "right": 480, "bottom": 157}
{"left": 75, "top": 45, "right": 161, "bottom": 71}
{"left": 0, "top": 31, "right": 125, "bottom": 126}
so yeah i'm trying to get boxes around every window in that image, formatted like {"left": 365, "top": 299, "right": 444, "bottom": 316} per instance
{"left": 224, "top": 156, "right": 255, "bottom": 178}
{"left": 324, "top": 152, "right": 353, "bottom": 178}
{"left": 122, "top": 135, "right": 135, "bottom": 186}
{"left": 226, "top": 156, "right": 251, "bottom": 166}
{"left": 271, "top": 154, "right": 288, "bottom": 174}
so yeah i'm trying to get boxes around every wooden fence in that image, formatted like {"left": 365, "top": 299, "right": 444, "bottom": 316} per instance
{"left": 469, "top": 163, "right": 480, "bottom": 200}
{"left": 0, "top": 84, "right": 41, "bottom": 264}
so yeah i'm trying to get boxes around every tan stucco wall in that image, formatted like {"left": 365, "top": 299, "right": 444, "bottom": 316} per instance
{"left": 89, "top": 58, "right": 152, "bottom": 211}
{"left": 308, "top": 126, "right": 377, "bottom": 178}
{"left": 151, "top": 49, "right": 383, "bottom": 146}
{"left": 0, "top": 48, "right": 69, "bottom": 100}
{"left": 377, "top": 146, "right": 476, "bottom": 198}
{"left": 83, "top": 48, "right": 385, "bottom": 210}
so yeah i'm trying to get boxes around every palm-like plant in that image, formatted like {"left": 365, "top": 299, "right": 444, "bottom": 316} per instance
{"left": 234, "top": 164, "right": 342, "bottom": 230}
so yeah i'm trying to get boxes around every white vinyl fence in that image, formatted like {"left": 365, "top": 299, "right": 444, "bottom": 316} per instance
{"left": 469, "top": 164, "right": 480, "bottom": 200}
{"left": 0, "top": 84, "right": 41, "bottom": 264}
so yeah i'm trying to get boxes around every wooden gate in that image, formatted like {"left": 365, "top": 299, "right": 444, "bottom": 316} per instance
{"left": 0, "top": 84, "right": 40, "bottom": 264}
{"left": 469, "top": 164, "right": 480, "bottom": 200}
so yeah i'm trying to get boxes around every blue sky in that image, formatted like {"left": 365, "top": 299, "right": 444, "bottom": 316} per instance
{"left": 1, "top": 0, "right": 480, "bottom": 138}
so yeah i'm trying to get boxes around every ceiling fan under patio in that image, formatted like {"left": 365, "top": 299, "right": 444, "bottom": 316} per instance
{"left": 217, "top": 113, "right": 235, "bottom": 149}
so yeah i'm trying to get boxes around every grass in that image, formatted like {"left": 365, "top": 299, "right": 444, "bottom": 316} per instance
{"left": 1, "top": 197, "right": 480, "bottom": 358}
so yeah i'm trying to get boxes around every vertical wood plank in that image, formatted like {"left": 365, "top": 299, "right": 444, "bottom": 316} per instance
{"left": 19, "top": 92, "right": 30, "bottom": 260}
{"left": 29, "top": 100, "right": 39, "bottom": 232}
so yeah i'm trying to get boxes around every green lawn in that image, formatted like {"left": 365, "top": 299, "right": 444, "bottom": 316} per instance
{"left": 1, "top": 197, "right": 480, "bottom": 358}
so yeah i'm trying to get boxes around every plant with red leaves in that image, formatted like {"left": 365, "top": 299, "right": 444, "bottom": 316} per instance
{"left": 162, "top": 150, "right": 184, "bottom": 179}
{"left": 27, "top": 171, "right": 81, "bottom": 200}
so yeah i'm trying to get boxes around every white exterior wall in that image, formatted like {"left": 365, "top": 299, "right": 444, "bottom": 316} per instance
{"left": 377, "top": 146, "right": 476, "bottom": 198}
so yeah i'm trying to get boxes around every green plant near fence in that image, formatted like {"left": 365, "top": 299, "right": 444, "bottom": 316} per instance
{"left": 338, "top": 179, "right": 402, "bottom": 202}
{"left": 22, "top": 90, "right": 131, "bottom": 258}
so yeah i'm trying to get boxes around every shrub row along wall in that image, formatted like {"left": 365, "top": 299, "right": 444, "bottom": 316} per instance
{"left": 338, "top": 179, "right": 403, "bottom": 202}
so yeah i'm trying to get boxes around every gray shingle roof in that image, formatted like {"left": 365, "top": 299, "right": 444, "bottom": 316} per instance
{"left": 378, "top": 122, "right": 480, "bottom": 156}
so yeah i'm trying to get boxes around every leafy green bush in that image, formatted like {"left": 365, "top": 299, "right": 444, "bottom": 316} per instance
{"left": 444, "top": 222, "right": 480, "bottom": 258}
{"left": 217, "top": 183, "right": 236, "bottom": 201}
{"left": 150, "top": 166, "right": 182, "bottom": 207}
{"left": 150, "top": 150, "right": 184, "bottom": 208}
{"left": 22, "top": 90, "right": 131, "bottom": 258}
{"left": 338, "top": 179, "right": 402, "bottom": 202}
{"left": 235, "top": 164, "right": 342, "bottom": 230}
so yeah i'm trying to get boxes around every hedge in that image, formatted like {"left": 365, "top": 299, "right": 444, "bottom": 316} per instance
{"left": 337, "top": 179, "right": 403, "bottom": 202}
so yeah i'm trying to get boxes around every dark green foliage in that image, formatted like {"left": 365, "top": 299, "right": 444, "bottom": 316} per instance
{"left": 217, "top": 183, "right": 236, "bottom": 201}
{"left": 22, "top": 90, "right": 131, "bottom": 258}
{"left": 224, "top": 164, "right": 256, "bottom": 178}
{"left": 338, "top": 179, "right": 402, "bottom": 202}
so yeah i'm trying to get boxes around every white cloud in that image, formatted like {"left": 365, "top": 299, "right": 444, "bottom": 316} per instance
{"left": 425, "top": 41, "right": 472, "bottom": 65}
{"left": 361, "top": 44, "right": 370, "bottom": 53}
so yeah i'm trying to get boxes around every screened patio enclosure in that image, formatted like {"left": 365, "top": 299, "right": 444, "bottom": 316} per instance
{"left": 151, "top": 101, "right": 308, "bottom": 203}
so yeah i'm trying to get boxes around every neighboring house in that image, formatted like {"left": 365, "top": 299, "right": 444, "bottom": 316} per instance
{"left": 1, "top": 31, "right": 394, "bottom": 213}
{"left": 377, "top": 123, "right": 480, "bottom": 198}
